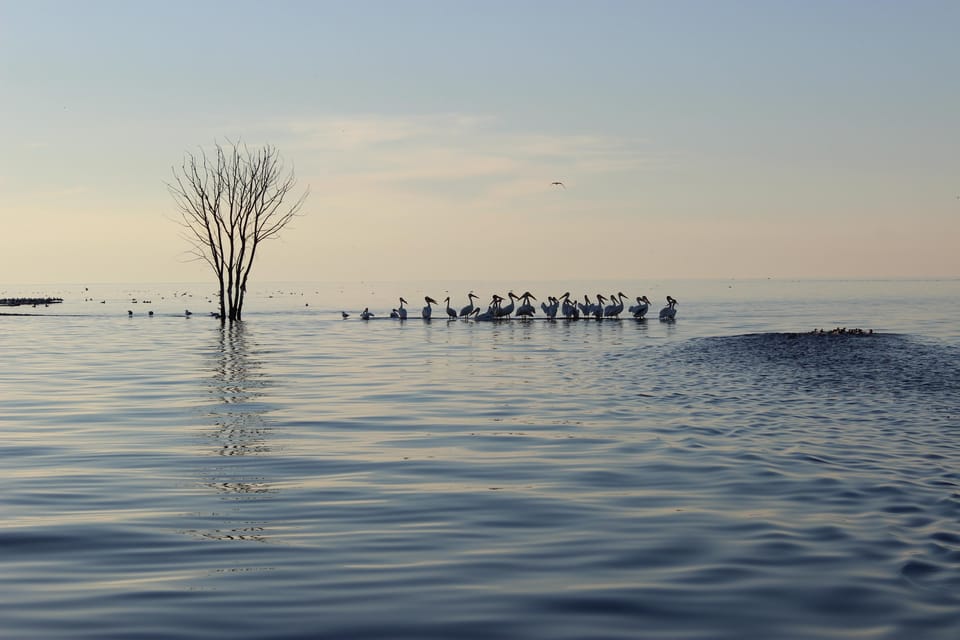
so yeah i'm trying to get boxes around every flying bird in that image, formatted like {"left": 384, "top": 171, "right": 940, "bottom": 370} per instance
{"left": 551, "top": 181, "right": 566, "bottom": 189}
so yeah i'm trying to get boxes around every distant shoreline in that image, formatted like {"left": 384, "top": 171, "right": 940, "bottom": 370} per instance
{"left": 0, "top": 297, "right": 64, "bottom": 307}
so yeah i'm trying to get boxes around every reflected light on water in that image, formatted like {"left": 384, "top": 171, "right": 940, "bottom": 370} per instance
{"left": 188, "top": 323, "right": 281, "bottom": 546}
{"left": 1, "top": 279, "right": 958, "bottom": 639}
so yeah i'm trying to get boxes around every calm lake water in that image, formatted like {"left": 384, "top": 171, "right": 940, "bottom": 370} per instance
{"left": 2, "top": 279, "right": 959, "bottom": 639}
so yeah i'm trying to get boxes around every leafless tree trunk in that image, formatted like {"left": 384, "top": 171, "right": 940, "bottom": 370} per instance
{"left": 167, "top": 141, "right": 308, "bottom": 321}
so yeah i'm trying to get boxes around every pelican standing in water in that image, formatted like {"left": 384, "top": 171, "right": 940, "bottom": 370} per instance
{"left": 629, "top": 295, "right": 651, "bottom": 319}
{"left": 592, "top": 294, "right": 607, "bottom": 320}
{"left": 422, "top": 296, "right": 438, "bottom": 319}
{"left": 560, "top": 292, "right": 579, "bottom": 320}
{"left": 604, "top": 292, "right": 627, "bottom": 319}
{"left": 541, "top": 296, "right": 560, "bottom": 319}
{"left": 459, "top": 292, "right": 478, "bottom": 318}
{"left": 444, "top": 296, "right": 457, "bottom": 319}
{"left": 659, "top": 296, "right": 678, "bottom": 320}
{"left": 516, "top": 291, "right": 537, "bottom": 317}
{"left": 579, "top": 295, "right": 593, "bottom": 317}
{"left": 360, "top": 307, "right": 374, "bottom": 320}
{"left": 497, "top": 291, "right": 518, "bottom": 319}
{"left": 398, "top": 297, "right": 408, "bottom": 320}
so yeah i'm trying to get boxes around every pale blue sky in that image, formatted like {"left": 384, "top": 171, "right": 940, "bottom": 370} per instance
{"left": 2, "top": 0, "right": 958, "bottom": 284}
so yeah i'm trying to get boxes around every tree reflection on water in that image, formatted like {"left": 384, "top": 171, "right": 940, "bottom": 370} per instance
{"left": 192, "top": 322, "right": 278, "bottom": 544}
{"left": 207, "top": 321, "right": 271, "bottom": 458}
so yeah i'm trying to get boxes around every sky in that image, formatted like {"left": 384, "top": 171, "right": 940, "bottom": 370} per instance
{"left": 1, "top": 0, "right": 958, "bottom": 285}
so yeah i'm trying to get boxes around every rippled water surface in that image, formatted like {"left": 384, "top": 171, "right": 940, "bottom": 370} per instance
{"left": 2, "top": 279, "right": 959, "bottom": 639}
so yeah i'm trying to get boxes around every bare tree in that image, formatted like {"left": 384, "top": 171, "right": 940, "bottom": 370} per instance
{"left": 168, "top": 140, "right": 308, "bottom": 321}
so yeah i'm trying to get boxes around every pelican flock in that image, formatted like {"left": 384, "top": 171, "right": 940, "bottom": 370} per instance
{"left": 345, "top": 292, "right": 679, "bottom": 322}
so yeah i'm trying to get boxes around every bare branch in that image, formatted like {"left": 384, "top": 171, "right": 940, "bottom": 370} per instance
{"left": 167, "top": 139, "right": 308, "bottom": 321}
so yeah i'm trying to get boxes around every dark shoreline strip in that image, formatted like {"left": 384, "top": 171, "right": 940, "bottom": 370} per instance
{"left": 0, "top": 297, "right": 65, "bottom": 307}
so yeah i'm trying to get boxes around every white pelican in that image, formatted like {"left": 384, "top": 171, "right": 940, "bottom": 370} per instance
{"left": 560, "top": 292, "right": 580, "bottom": 320}
{"left": 629, "top": 295, "right": 651, "bottom": 319}
{"left": 603, "top": 292, "right": 627, "bottom": 319}
{"left": 516, "top": 291, "right": 537, "bottom": 317}
{"left": 659, "top": 296, "right": 678, "bottom": 320}
{"left": 398, "top": 297, "right": 408, "bottom": 320}
{"left": 422, "top": 296, "right": 438, "bottom": 319}
{"left": 578, "top": 295, "right": 593, "bottom": 317}
{"left": 592, "top": 294, "right": 606, "bottom": 320}
{"left": 360, "top": 307, "right": 374, "bottom": 320}
{"left": 496, "top": 291, "right": 518, "bottom": 319}
{"left": 459, "top": 292, "right": 478, "bottom": 318}
{"left": 541, "top": 296, "right": 560, "bottom": 319}
{"left": 444, "top": 296, "right": 457, "bottom": 319}
{"left": 475, "top": 295, "right": 500, "bottom": 321}
{"left": 475, "top": 308, "right": 494, "bottom": 321}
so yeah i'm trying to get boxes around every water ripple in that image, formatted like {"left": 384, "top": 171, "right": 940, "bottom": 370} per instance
{"left": 2, "top": 303, "right": 959, "bottom": 639}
